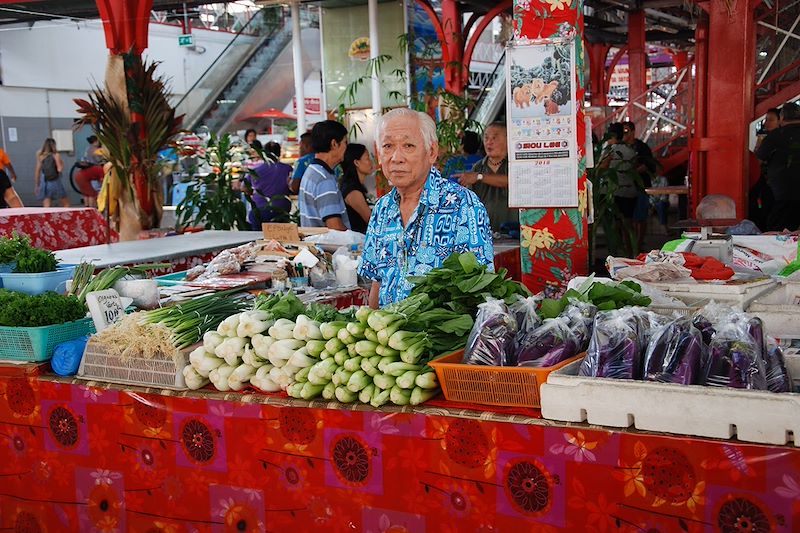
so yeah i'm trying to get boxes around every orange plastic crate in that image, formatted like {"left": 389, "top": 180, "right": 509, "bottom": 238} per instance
{"left": 428, "top": 349, "right": 584, "bottom": 408}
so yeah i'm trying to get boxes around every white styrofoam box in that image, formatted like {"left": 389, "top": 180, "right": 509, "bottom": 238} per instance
{"left": 540, "top": 356, "right": 800, "bottom": 446}
{"left": 748, "top": 282, "right": 800, "bottom": 341}
{"left": 645, "top": 277, "right": 776, "bottom": 310}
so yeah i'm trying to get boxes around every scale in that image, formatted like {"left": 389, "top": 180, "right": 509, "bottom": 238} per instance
{"left": 672, "top": 218, "right": 737, "bottom": 264}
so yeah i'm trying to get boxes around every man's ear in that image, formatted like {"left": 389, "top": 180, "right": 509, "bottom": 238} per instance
{"left": 428, "top": 142, "right": 439, "bottom": 166}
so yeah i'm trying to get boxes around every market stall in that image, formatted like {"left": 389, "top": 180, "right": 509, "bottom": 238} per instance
{"left": 0, "top": 207, "right": 117, "bottom": 250}
{"left": 0, "top": 369, "right": 798, "bottom": 532}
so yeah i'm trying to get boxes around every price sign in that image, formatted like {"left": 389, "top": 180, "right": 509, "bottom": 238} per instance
{"left": 86, "top": 289, "right": 125, "bottom": 332}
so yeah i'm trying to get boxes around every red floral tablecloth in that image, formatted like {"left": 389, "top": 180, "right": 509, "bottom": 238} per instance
{"left": 0, "top": 208, "right": 117, "bottom": 250}
{"left": 0, "top": 372, "right": 797, "bottom": 532}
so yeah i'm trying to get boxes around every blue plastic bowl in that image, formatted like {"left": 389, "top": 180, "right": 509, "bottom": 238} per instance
{"left": 0, "top": 264, "right": 76, "bottom": 295}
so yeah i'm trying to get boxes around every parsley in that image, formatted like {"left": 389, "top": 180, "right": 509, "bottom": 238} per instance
{"left": 0, "top": 232, "right": 32, "bottom": 264}
{"left": 0, "top": 289, "right": 87, "bottom": 327}
{"left": 13, "top": 247, "right": 59, "bottom": 273}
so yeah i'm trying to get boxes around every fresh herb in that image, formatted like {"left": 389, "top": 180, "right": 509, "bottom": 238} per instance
{"left": 13, "top": 246, "right": 59, "bottom": 273}
{"left": 0, "top": 289, "right": 87, "bottom": 327}
{"left": 407, "top": 252, "right": 530, "bottom": 316}
{"left": 0, "top": 232, "right": 31, "bottom": 264}
{"left": 537, "top": 275, "right": 651, "bottom": 319}
{"left": 70, "top": 263, "right": 170, "bottom": 303}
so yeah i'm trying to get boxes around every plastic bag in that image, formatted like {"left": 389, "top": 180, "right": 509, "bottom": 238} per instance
{"left": 643, "top": 317, "right": 708, "bottom": 385}
{"left": 561, "top": 299, "right": 597, "bottom": 352}
{"left": 51, "top": 336, "right": 90, "bottom": 376}
{"left": 516, "top": 317, "right": 579, "bottom": 368}
{"left": 706, "top": 315, "right": 768, "bottom": 390}
{"left": 462, "top": 298, "right": 517, "bottom": 366}
{"left": 510, "top": 296, "right": 541, "bottom": 357}
{"left": 579, "top": 308, "right": 648, "bottom": 379}
{"left": 765, "top": 346, "right": 792, "bottom": 393}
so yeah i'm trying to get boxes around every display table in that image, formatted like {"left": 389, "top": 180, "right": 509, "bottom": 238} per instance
{"left": 55, "top": 230, "right": 265, "bottom": 273}
{"left": 0, "top": 207, "right": 117, "bottom": 250}
{"left": 1, "top": 368, "right": 796, "bottom": 531}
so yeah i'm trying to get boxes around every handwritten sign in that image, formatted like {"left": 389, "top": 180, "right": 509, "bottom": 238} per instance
{"left": 262, "top": 223, "right": 301, "bottom": 243}
{"left": 86, "top": 289, "right": 125, "bottom": 332}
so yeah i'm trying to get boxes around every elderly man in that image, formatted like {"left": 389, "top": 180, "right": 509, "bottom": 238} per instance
{"left": 298, "top": 120, "right": 350, "bottom": 230}
{"left": 358, "top": 108, "right": 494, "bottom": 308}
{"left": 454, "top": 122, "right": 517, "bottom": 232}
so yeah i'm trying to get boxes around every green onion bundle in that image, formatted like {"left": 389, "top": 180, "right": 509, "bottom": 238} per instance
{"left": 140, "top": 290, "right": 249, "bottom": 349}
{"left": 71, "top": 263, "right": 171, "bottom": 304}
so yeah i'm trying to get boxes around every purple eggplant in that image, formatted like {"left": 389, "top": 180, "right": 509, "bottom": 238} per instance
{"left": 579, "top": 310, "right": 644, "bottom": 379}
{"left": 516, "top": 318, "right": 579, "bottom": 368}
{"left": 643, "top": 318, "right": 708, "bottom": 385}
{"left": 463, "top": 299, "right": 517, "bottom": 366}
{"left": 765, "top": 346, "right": 792, "bottom": 393}
{"left": 692, "top": 314, "right": 716, "bottom": 345}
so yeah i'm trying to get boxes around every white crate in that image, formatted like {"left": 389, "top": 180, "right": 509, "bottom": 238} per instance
{"left": 540, "top": 356, "right": 800, "bottom": 446}
{"left": 747, "top": 282, "right": 800, "bottom": 342}
{"left": 644, "top": 277, "right": 776, "bottom": 310}
{"left": 77, "top": 338, "right": 194, "bottom": 390}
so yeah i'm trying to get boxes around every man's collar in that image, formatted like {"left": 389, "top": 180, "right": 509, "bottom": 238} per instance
{"left": 312, "top": 158, "right": 335, "bottom": 174}
{"left": 390, "top": 167, "right": 442, "bottom": 209}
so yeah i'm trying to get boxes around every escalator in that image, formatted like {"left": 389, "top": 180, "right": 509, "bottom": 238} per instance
{"left": 469, "top": 51, "right": 506, "bottom": 127}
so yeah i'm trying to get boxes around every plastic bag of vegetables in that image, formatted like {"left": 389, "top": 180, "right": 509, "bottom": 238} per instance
{"left": 560, "top": 300, "right": 597, "bottom": 352}
{"left": 462, "top": 298, "right": 517, "bottom": 366}
{"left": 642, "top": 317, "right": 709, "bottom": 385}
{"left": 765, "top": 346, "right": 792, "bottom": 393}
{"left": 516, "top": 317, "right": 579, "bottom": 368}
{"left": 705, "top": 315, "right": 768, "bottom": 390}
{"left": 579, "top": 308, "right": 649, "bottom": 380}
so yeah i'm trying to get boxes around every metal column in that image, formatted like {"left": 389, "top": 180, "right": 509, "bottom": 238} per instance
{"left": 627, "top": 10, "right": 647, "bottom": 124}
{"left": 368, "top": 0, "right": 381, "bottom": 117}
{"left": 291, "top": 1, "right": 307, "bottom": 135}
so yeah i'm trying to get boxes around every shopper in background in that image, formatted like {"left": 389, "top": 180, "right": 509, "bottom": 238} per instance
{"left": 298, "top": 121, "right": 350, "bottom": 230}
{"left": 34, "top": 138, "right": 70, "bottom": 208}
{"left": 359, "top": 108, "right": 493, "bottom": 308}
{"left": 244, "top": 129, "right": 263, "bottom": 152}
{"left": 440, "top": 130, "right": 483, "bottom": 181}
{"left": 0, "top": 147, "right": 19, "bottom": 184}
{"left": 757, "top": 102, "right": 800, "bottom": 231}
{"left": 242, "top": 140, "right": 293, "bottom": 228}
{"left": 0, "top": 164, "right": 23, "bottom": 208}
{"left": 75, "top": 135, "right": 105, "bottom": 207}
{"left": 340, "top": 143, "right": 373, "bottom": 234}
{"left": 599, "top": 122, "right": 638, "bottom": 252}
{"left": 750, "top": 107, "right": 780, "bottom": 230}
{"left": 290, "top": 132, "right": 313, "bottom": 194}
{"left": 623, "top": 122, "right": 657, "bottom": 252}
{"left": 454, "top": 123, "right": 516, "bottom": 233}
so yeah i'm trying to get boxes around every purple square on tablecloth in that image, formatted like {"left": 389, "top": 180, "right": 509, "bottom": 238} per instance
{"left": 495, "top": 451, "right": 566, "bottom": 527}
{"left": 75, "top": 466, "right": 126, "bottom": 532}
{"left": 209, "top": 484, "right": 265, "bottom": 533}
{"left": 173, "top": 412, "right": 227, "bottom": 472}
{"left": 324, "top": 429, "right": 384, "bottom": 495}
{"left": 73, "top": 385, "right": 120, "bottom": 406}
{"left": 363, "top": 507, "right": 426, "bottom": 533}
{"left": 42, "top": 400, "right": 89, "bottom": 456}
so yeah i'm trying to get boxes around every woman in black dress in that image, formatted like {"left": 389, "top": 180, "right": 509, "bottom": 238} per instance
{"left": 340, "top": 143, "right": 373, "bottom": 233}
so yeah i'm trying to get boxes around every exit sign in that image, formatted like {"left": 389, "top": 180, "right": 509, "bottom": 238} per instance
{"left": 178, "top": 34, "right": 194, "bottom": 47}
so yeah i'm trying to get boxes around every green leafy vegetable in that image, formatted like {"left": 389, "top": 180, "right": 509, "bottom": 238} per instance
{"left": 13, "top": 246, "right": 59, "bottom": 273}
{"left": 0, "top": 289, "right": 87, "bottom": 327}
{"left": 0, "top": 232, "right": 31, "bottom": 264}
{"left": 537, "top": 276, "right": 652, "bottom": 319}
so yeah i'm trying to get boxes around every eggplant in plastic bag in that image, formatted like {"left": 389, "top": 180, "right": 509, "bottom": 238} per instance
{"left": 516, "top": 317, "right": 579, "bottom": 368}
{"left": 561, "top": 300, "right": 597, "bottom": 352}
{"left": 643, "top": 318, "right": 708, "bottom": 385}
{"left": 579, "top": 308, "right": 648, "bottom": 380}
{"left": 706, "top": 316, "right": 768, "bottom": 390}
{"left": 510, "top": 296, "right": 542, "bottom": 356}
{"left": 462, "top": 298, "right": 517, "bottom": 366}
{"left": 765, "top": 346, "right": 792, "bottom": 393}
{"left": 692, "top": 313, "right": 716, "bottom": 345}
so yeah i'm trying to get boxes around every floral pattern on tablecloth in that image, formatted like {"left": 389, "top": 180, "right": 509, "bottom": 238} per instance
{"left": 0, "top": 374, "right": 797, "bottom": 532}
{"left": 0, "top": 208, "right": 118, "bottom": 250}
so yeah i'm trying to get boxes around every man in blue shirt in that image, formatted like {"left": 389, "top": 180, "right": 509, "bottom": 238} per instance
{"left": 289, "top": 132, "right": 313, "bottom": 194}
{"left": 298, "top": 120, "right": 351, "bottom": 230}
{"left": 358, "top": 108, "right": 494, "bottom": 308}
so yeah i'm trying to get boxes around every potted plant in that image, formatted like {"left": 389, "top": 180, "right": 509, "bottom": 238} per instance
{"left": 74, "top": 51, "right": 183, "bottom": 240}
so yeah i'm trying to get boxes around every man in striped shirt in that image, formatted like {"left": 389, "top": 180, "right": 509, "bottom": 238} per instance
{"left": 298, "top": 120, "right": 351, "bottom": 230}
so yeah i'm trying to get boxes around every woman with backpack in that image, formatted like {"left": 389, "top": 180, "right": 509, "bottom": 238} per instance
{"left": 34, "top": 138, "right": 70, "bottom": 207}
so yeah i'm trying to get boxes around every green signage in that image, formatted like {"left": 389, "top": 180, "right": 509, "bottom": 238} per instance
{"left": 178, "top": 34, "right": 194, "bottom": 47}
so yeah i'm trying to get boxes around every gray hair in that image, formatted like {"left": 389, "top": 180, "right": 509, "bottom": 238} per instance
{"left": 696, "top": 194, "right": 736, "bottom": 219}
{"left": 375, "top": 108, "right": 437, "bottom": 151}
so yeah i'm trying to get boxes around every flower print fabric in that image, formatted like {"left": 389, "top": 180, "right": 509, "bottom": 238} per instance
{"left": 358, "top": 166, "right": 494, "bottom": 306}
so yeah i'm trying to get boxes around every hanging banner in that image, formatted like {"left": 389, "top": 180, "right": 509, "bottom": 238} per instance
{"left": 506, "top": 39, "right": 579, "bottom": 208}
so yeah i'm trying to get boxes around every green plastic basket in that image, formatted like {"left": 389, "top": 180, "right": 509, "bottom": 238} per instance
{"left": 0, "top": 317, "right": 96, "bottom": 362}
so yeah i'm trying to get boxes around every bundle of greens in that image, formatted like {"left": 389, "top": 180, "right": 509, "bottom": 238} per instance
{"left": 0, "top": 232, "right": 59, "bottom": 273}
{"left": 0, "top": 289, "right": 87, "bottom": 327}
{"left": 538, "top": 276, "right": 651, "bottom": 319}
{"left": 69, "top": 262, "right": 170, "bottom": 304}
{"left": 407, "top": 252, "right": 530, "bottom": 316}
{"left": 0, "top": 232, "right": 31, "bottom": 265}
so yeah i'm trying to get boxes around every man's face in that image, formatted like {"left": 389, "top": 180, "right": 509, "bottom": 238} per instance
{"left": 623, "top": 127, "right": 635, "bottom": 144}
{"left": 765, "top": 113, "right": 780, "bottom": 132}
{"left": 377, "top": 115, "right": 438, "bottom": 190}
{"left": 483, "top": 126, "right": 507, "bottom": 160}
{"left": 300, "top": 138, "right": 312, "bottom": 156}
{"left": 331, "top": 137, "right": 348, "bottom": 166}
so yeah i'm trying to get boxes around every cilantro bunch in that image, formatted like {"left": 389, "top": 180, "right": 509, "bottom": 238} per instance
{"left": 0, "top": 289, "right": 87, "bottom": 327}
{"left": 0, "top": 232, "right": 59, "bottom": 273}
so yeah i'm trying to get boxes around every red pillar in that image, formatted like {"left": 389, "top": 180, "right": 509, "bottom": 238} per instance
{"left": 587, "top": 42, "right": 610, "bottom": 107}
{"left": 627, "top": 10, "right": 647, "bottom": 124}
{"left": 695, "top": 0, "right": 757, "bottom": 217}
{"left": 691, "top": 16, "right": 709, "bottom": 213}
{"left": 95, "top": 0, "right": 153, "bottom": 54}
{"left": 440, "top": 0, "right": 464, "bottom": 94}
